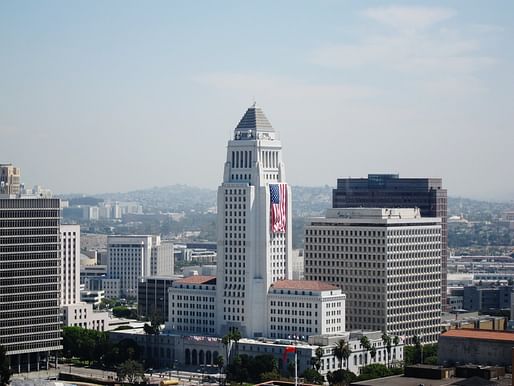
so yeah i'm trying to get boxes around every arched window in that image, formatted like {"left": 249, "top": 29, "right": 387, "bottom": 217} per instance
{"left": 199, "top": 350, "right": 204, "bottom": 365}
{"left": 192, "top": 349, "right": 198, "bottom": 366}
{"left": 185, "top": 349, "right": 191, "bottom": 365}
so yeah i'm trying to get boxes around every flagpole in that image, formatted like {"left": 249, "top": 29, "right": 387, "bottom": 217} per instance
{"left": 294, "top": 350, "right": 297, "bottom": 386}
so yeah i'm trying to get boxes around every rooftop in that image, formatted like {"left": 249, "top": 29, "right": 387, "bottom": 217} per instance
{"left": 175, "top": 275, "right": 216, "bottom": 285}
{"left": 270, "top": 279, "right": 338, "bottom": 291}
{"left": 235, "top": 104, "right": 274, "bottom": 133}
{"left": 440, "top": 329, "right": 514, "bottom": 343}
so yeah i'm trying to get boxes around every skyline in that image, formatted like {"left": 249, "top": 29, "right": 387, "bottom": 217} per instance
{"left": 1, "top": 1, "right": 513, "bottom": 200}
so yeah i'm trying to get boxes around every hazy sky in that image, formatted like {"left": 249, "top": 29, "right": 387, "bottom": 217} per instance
{"left": 1, "top": 1, "right": 513, "bottom": 200}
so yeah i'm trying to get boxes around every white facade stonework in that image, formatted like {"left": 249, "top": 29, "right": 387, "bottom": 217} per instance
{"left": 267, "top": 280, "right": 345, "bottom": 339}
{"left": 305, "top": 208, "right": 442, "bottom": 344}
{"left": 167, "top": 276, "right": 216, "bottom": 335}
{"left": 215, "top": 105, "right": 292, "bottom": 338}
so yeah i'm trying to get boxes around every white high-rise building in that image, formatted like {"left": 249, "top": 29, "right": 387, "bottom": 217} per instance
{"left": 61, "top": 224, "right": 81, "bottom": 305}
{"left": 215, "top": 104, "right": 292, "bottom": 338}
{"left": 304, "top": 208, "right": 442, "bottom": 344}
{"left": 107, "top": 235, "right": 173, "bottom": 298}
{"left": 60, "top": 225, "right": 109, "bottom": 331}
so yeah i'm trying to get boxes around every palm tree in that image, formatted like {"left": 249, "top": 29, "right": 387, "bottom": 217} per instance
{"left": 333, "top": 339, "right": 351, "bottom": 370}
{"left": 342, "top": 343, "right": 351, "bottom": 371}
{"left": 392, "top": 336, "right": 399, "bottom": 366}
{"left": 222, "top": 329, "right": 242, "bottom": 365}
{"left": 360, "top": 336, "right": 371, "bottom": 365}
{"left": 381, "top": 334, "right": 392, "bottom": 367}
{"left": 231, "top": 329, "right": 241, "bottom": 357}
{"left": 314, "top": 347, "right": 323, "bottom": 371}
{"left": 370, "top": 347, "right": 377, "bottom": 363}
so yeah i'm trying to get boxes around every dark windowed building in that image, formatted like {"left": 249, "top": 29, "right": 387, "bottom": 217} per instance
{"left": 332, "top": 174, "right": 448, "bottom": 310}
{"left": 0, "top": 197, "right": 62, "bottom": 372}
{"left": 138, "top": 275, "right": 181, "bottom": 321}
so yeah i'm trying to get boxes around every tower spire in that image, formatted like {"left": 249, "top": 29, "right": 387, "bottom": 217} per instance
{"left": 235, "top": 104, "right": 274, "bottom": 133}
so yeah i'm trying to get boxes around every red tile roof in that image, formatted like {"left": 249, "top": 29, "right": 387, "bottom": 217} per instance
{"left": 441, "top": 329, "right": 514, "bottom": 343}
{"left": 176, "top": 275, "right": 216, "bottom": 285}
{"left": 270, "top": 280, "right": 339, "bottom": 291}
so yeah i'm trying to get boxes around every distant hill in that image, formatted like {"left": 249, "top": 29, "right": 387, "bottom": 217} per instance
{"left": 71, "top": 184, "right": 334, "bottom": 216}
{"left": 96, "top": 185, "right": 217, "bottom": 213}
{"left": 63, "top": 185, "right": 511, "bottom": 220}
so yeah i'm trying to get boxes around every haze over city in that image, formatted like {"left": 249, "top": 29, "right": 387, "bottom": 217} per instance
{"left": 1, "top": 1, "right": 513, "bottom": 200}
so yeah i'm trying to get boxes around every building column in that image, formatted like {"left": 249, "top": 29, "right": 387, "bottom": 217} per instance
{"left": 17, "top": 354, "right": 21, "bottom": 373}
{"left": 27, "top": 353, "right": 31, "bottom": 372}
{"left": 37, "top": 352, "right": 40, "bottom": 371}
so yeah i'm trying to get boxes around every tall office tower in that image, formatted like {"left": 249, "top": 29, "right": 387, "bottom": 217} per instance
{"left": 0, "top": 197, "right": 62, "bottom": 371}
{"left": 108, "top": 235, "right": 173, "bottom": 298}
{"left": 0, "top": 163, "right": 21, "bottom": 195}
{"left": 215, "top": 104, "right": 292, "bottom": 338}
{"left": 61, "top": 224, "right": 109, "bottom": 330}
{"left": 332, "top": 174, "right": 448, "bottom": 310}
{"left": 304, "top": 208, "right": 442, "bottom": 344}
{"left": 61, "top": 224, "right": 80, "bottom": 305}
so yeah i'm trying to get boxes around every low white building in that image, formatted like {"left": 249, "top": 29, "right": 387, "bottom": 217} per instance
{"left": 167, "top": 275, "right": 217, "bottom": 335}
{"left": 108, "top": 328, "right": 404, "bottom": 377}
{"left": 167, "top": 278, "right": 346, "bottom": 342}
{"left": 267, "top": 280, "right": 345, "bottom": 339}
{"left": 63, "top": 303, "right": 108, "bottom": 331}
{"left": 309, "top": 331, "right": 404, "bottom": 375}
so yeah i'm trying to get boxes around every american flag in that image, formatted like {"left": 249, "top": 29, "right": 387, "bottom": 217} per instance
{"left": 270, "top": 183, "right": 287, "bottom": 233}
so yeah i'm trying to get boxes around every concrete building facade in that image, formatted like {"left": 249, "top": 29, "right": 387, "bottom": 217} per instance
{"left": 168, "top": 275, "right": 217, "bottom": 335}
{"left": 107, "top": 235, "right": 173, "bottom": 298}
{"left": 438, "top": 329, "right": 514, "bottom": 367}
{"left": 0, "top": 164, "right": 21, "bottom": 195}
{"left": 138, "top": 275, "right": 182, "bottom": 321}
{"left": 0, "top": 197, "right": 62, "bottom": 371}
{"left": 60, "top": 225, "right": 109, "bottom": 331}
{"left": 305, "top": 208, "right": 442, "bottom": 344}
{"left": 332, "top": 174, "right": 448, "bottom": 310}
{"left": 267, "top": 280, "right": 345, "bottom": 339}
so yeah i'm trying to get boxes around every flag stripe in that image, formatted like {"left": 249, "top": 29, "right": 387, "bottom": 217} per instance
{"left": 270, "top": 184, "right": 287, "bottom": 233}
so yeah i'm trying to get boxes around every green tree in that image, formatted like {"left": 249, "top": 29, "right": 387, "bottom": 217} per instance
{"left": 0, "top": 346, "right": 12, "bottom": 386}
{"left": 222, "top": 329, "right": 242, "bottom": 364}
{"left": 117, "top": 359, "right": 145, "bottom": 383}
{"left": 360, "top": 336, "right": 371, "bottom": 365}
{"left": 357, "top": 363, "right": 401, "bottom": 381}
{"left": 301, "top": 368, "right": 324, "bottom": 384}
{"left": 333, "top": 339, "right": 351, "bottom": 370}
{"left": 381, "top": 334, "right": 392, "bottom": 367}
{"left": 392, "top": 336, "right": 400, "bottom": 365}
{"left": 326, "top": 369, "right": 357, "bottom": 386}
{"left": 214, "top": 355, "right": 224, "bottom": 372}
{"left": 313, "top": 347, "right": 323, "bottom": 371}
{"left": 370, "top": 347, "right": 377, "bottom": 362}
{"left": 112, "top": 306, "right": 138, "bottom": 319}
{"left": 403, "top": 346, "right": 416, "bottom": 366}
{"left": 412, "top": 336, "right": 422, "bottom": 364}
